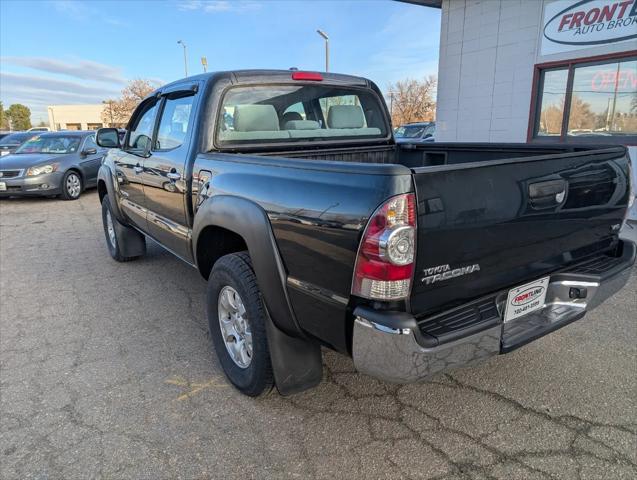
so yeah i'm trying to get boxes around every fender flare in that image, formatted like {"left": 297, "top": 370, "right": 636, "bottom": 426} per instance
{"left": 192, "top": 195, "right": 323, "bottom": 395}
{"left": 97, "top": 165, "right": 124, "bottom": 221}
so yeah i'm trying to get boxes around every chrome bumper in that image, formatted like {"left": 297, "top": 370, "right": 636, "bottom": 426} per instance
{"left": 352, "top": 241, "right": 635, "bottom": 384}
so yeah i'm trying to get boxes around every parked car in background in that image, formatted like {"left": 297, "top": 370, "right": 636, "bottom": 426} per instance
{"left": 395, "top": 121, "right": 435, "bottom": 143}
{"left": 0, "top": 132, "right": 41, "bottom": 156}
{"left": 0, "top": 132, "right": 11, "bottom": 141}
{"left": 95, "top": 70, "right": 634, "bottom": 397}
{"left": 0, "top": 131, "right": 105, "bottom": 200}
{"left": 27, "top": 127, "right": 51, "bottom": 132}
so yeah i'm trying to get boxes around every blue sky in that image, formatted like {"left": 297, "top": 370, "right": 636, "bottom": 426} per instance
{"left": 0, "top": 0, "right": 440, "bottom": 123}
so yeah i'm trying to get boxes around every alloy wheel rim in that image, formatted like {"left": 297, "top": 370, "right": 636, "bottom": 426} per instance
{"left": 66, "top": 174, "right": 81, "bottom": 197}
{"left": 217, "top": 286, "right": 253, "bottom": 368}
{"left": 105, "top": 210, "right": 116, "bottom": 247}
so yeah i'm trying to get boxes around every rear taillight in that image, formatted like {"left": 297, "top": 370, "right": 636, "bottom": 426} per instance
{"left": 352, "top": 193, "right": 416, "bottom": 300}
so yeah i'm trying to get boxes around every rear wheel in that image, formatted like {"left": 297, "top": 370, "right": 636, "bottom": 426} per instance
{"left": 101, "top": 195, "right": 145, "bottom": 262}
{"left": 61, "top": 170, "right": 82, "bottom": 200}
{"left": 207, "top": 252, "right": 274, "bottom": 396}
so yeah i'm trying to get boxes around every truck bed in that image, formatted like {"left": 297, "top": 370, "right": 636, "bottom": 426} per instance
{"left": 260, "top": 142, "right": 602, "bottom": 168}
{"left": 256, "top": 142, "right": 631, "bottom": 319}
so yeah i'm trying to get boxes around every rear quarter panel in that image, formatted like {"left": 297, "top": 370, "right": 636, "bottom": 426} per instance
{"left": 193, "top": 153, "right": 413, "bottom": 351}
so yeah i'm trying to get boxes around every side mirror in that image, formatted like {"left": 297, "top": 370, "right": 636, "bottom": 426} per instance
{"left": 96, "top": 128, "right": 120, "bottom": 148}
{"left": 81, "top": 147, "right": 98, "bottom": 157}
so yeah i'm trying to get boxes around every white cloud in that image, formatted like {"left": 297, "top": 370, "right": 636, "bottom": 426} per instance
{"left": 0, "top": 72, "right": 121, "bottom": 122}
{"left": 1, "top": 57, "right": 127, "bottom": 84}
{"left": 1, "top": 72, "right": 120, "bottom": 96}
{"left": 50, "top": 0, "right": 90, "bottom": 18}
{"left": 178, "top": 0, "right": 261, "bottom": 13}
{"left": 49, "top": 1, "right": 127, "bottom": 27}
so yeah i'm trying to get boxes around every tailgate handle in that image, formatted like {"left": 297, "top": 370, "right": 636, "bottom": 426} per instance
{"left": 528, "top": 179, "right": 567, "bottom": 209}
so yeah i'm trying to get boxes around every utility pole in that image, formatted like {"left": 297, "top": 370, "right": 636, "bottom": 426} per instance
{"left": 177, "top": 40, "right": 188, "bottom": 77}
{"left": 609, "top": 62, "right": 621, "bottom": 132}
{"left": 316, "top": 29, "right": 329, "bottom": 72}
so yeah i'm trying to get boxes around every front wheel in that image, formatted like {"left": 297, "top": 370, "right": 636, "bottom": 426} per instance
{"left": 207, "top": 252, "right": 274, "bottom": 396}
{"left": 60, "top": 170, "right": 82, "bottom": 200}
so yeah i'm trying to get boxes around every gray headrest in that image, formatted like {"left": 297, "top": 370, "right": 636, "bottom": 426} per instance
{"left": 233, "top": 105, "right": 279, "bottom": 132}
{"left": 284, "top": 120, "right": 320, "bottom": 130}
{"left": 327, "top": 105, "right": 365, "bottom": 129}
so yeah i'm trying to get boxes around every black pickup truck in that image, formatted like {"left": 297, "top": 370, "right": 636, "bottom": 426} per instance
{"left": 95, "top": 70, "right": 635, "bottom": 396}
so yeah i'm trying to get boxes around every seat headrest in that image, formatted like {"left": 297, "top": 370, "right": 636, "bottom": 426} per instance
{"left": 233, "top": 105, "right": 279, "bottom": 132}
{"left": 284, "top": 120, "right": 320, "bottom": 130}
{"left": 327, "top": 105, "right": 365, "bottom": 129}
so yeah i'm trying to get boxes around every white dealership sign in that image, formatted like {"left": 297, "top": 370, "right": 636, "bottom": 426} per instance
{"left": 541, "top": 0, "right": 637, "bottom": 55}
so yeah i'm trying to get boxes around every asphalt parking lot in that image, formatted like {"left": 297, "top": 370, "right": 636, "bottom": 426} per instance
{"left": 1, "top": 191, "right": 636, "bottom": 480}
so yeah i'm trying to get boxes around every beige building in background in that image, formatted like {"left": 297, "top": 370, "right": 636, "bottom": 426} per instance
{"left": 47, "top": 104, "right": 107, "bottom": 131}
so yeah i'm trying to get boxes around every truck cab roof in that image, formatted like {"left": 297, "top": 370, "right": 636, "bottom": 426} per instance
{"left": 158, "top": 69, "right": 371, "bottom": 92}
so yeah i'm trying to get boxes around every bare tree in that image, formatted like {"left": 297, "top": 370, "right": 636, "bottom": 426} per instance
{"left": 567, "top": 95, "right": 595, "bottom": 131}
{"left": 387, "top": 76, "right": 437, "bottom": 127}
{"left": 102, "top": 79, "right": 157, "bottom": 127}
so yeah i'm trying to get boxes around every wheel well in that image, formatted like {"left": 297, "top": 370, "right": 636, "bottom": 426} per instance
{"left": 98, "top": 179, "right": 107, "bottom": 203}
{"left": 196, "top": 226, "right": 248, "bottom": 279}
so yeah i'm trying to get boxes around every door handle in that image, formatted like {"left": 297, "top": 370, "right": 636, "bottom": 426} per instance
{"left": 528, "top": 179, "right": 567, "bottom": 209}
{"left": 134, "top": 164, "right": 143, "bottom": 174}
{"left": 167, "top": 170, "right": 181, "bottom": 181}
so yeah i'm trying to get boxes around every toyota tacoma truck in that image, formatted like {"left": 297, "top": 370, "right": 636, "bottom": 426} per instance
{"left": 95, "top": 70, "right": 635, "bottom": 396}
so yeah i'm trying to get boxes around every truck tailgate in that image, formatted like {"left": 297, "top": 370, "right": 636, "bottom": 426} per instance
{"left": 410, "top": 147, "right": 631, "bottom": 317}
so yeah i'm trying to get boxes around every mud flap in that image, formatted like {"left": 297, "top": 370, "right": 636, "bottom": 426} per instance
{"left": 264, "top": 308, "right": 323, "bottom": 395}
{"left": 112, "top": 214, "right": 146, "bottom": 258}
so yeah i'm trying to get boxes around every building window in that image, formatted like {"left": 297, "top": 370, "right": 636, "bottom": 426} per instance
{"left": 536, "top": 69, "right": 568, "bottom": 137}
{"left": 87, "top": 123, "right": 103, "bottom": 130}
{"left": 531, "top": 53, "right": 637, "bottom": 144}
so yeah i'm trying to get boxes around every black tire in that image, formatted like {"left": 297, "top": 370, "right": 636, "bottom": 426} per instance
{"left": 207, "top": 252, "right": 274, "bottom": 397}
{"left": 101, "top": 195, "right": 144, "bottom": 262}
{"left": 60, "top": 170, "right": 82, "bottom": 200}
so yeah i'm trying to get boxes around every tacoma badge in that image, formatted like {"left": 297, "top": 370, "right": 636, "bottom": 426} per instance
{"left": 422, "top": 263, "right": 481, "bottom": 285}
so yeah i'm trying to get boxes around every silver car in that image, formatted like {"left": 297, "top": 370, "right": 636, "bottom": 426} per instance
{"left": 0, "top": 131, "right": 106, "bottom": 200}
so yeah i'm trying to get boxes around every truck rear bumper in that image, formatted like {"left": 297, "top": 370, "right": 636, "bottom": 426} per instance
{"left": 352, "top": 240, "right": 635, "bottom": 384}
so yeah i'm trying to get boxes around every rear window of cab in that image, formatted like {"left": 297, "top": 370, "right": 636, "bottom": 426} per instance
{"left": 216, "top": 84, "right": 389, "bottom": 146}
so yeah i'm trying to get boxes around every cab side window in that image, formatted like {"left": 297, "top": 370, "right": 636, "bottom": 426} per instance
{"left": 155, "top": 95, "right": 194, "bottom": 150}
{"left": 127, "top": 101, "right": 158, "bottom": 154}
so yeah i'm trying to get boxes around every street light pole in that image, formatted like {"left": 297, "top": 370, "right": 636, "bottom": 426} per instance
{"left": 316, "top": 29, "right": 329, "bottom": 72}
{"left": 177, "top": 40, "right": 188, "bottom": 77}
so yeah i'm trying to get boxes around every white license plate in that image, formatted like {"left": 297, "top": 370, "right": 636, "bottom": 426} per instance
{"left": 0, "top": 182, "right": 6, "bottom": 191}
{"left": 504, "top": 276, "right": 550, "bottom": 323}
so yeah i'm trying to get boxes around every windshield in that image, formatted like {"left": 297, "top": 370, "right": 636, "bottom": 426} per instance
{"left": 395, "top": 125, "right": 428, "bottom": 138}
{"left": 216, "top": 84, "right": 388, "bottom": 146}
{"left": 0, "top": 133, "right": 33, "bottom": 147}
{"left": 15, "top": 135, "right": 81, "bottom": 154}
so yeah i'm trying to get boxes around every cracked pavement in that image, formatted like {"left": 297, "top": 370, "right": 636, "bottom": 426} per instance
{"left": 1, "top": 192, "right": 636, "bottom": 479}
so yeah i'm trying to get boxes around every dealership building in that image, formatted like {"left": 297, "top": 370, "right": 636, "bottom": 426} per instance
{"left": 47, "top": 104, "right": 110, "bottom": 131}
{"left": 408, "top": 0, "right": 636, "bottom": 219}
